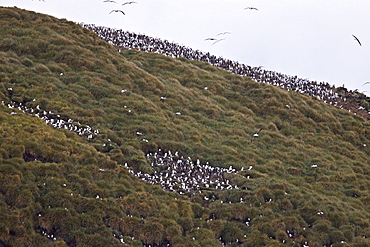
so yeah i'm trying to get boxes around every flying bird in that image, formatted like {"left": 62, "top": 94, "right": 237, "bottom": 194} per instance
{"left": 352, "top": 34, "right": 362, "bottom": 46}
{"left": 244, "top": 7, "right": 258, "bottom": 11}
{"left": 122, "top": 1, "right": 137, "bottom": 5}
{"left": 363, "top": 82, "right": 370, "bottom": 86}
{"left": 205, "top": 37, "right": 225, "bottom": 45}
{"left": 251, "top": 128, "right": 262, "bottom": 142}
{"left": 104, "top": 0, "right": 117, "bottom": 3}
{"left": 211, "top": 38, "right": 225, "bottom": 45}
{"left": 109, "top": 10, "right": 125, "bottom": 15}
{"left": 217, "top": 32, "right": 231, "bottom": 36}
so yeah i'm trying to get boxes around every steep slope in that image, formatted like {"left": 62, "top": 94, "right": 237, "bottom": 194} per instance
{"left": 0, "top": 7, "right": 370, "bottom": 247}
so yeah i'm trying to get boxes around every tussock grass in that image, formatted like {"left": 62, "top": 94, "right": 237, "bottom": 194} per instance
{"left": 0, "top": 6, "right": 370, "bottom": 246}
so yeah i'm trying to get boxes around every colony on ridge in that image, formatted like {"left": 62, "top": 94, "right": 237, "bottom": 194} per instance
{"left": 82, "top": 23, "right": 370, "bottom": 121}
{"left": 1, "top": 7, "right": 370, "bottom": 247}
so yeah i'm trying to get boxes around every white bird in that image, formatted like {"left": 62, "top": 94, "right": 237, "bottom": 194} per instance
{"left": 172, "top": 107, "right": 184, "bottom": 119}
{"left": 251, "top": 128, "right": 262, "bottom": 142}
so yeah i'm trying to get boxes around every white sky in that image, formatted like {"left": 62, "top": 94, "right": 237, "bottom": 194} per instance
{"left": 1, "top": 0, "right": 370, "bottom": 95}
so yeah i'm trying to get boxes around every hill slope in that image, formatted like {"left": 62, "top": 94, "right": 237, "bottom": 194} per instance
{"left": 0, "top": 7, "right": 370, "bottom": 247}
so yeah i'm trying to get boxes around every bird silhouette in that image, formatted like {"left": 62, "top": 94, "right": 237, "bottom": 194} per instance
{"left": 205, "top": 37, "right": 226, "bottom": 45}
{"left": 216, "top": 32, "right": 231, "bottom": 36}
{"left": 212, "top": 38, "right": 225, "bottom": 45}
{"left": 244, "top": 7, "right": 258, "bottom": 11}
{"left": 352, "top": 34, "right": 362, "bottom": 46}
{"left": 122, "top": 1, "right": 137, "bottom": 5}
{"left": 104, "top": 0, "right": 117, "bottom": 3}
{"left": 251, "top": 128, "right": 262, "bottom": 142}
{"left": 109, "top": 10, "right": 125, "bottom": 15}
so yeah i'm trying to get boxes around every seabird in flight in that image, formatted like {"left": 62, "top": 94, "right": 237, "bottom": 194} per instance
{"left": 251, "top": 128, "right": 262, "bottom": 142}
{"left": 109, "top": 10, "right": 125, "bottom": 15}
{"left": 244, "top": 7, "right": 258, "bottom": 11}
{"left": 122, "top": 1, "right": 137, "bottom": 5}
{"left": 217, "top": 32, "right": 231, "bottom": 36}
{"left": 205, "top": 37, "right": 226, "bottom": 45}
{"left": 352, "top": 34, "right": 362, "bottom": 46}
{"left": 212, "top": 38, "right": 225, "bottom": 45}
{"left": 104, "top": 0, "right": 117, "bottom": 3}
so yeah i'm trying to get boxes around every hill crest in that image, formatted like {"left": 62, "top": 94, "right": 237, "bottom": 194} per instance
{"left": 0, "top": 7, "right": 370, "bottom": 247}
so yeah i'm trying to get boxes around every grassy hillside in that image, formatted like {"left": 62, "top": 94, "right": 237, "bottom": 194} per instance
{"left": 0, "top": 6, "right": 370, "bottom": 247}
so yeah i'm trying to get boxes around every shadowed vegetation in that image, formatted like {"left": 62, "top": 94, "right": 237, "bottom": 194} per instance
{"left": 0, "top": 6, "right": 370, "bottom": 247}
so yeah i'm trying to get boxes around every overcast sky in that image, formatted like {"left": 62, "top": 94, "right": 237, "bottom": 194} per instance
{"left": 1, "top": 0, "right": 370, "bottom": 95}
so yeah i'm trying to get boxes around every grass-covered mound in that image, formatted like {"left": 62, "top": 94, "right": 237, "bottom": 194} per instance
{"left": 0, "top": 6, "right": 370, "bottom": 247}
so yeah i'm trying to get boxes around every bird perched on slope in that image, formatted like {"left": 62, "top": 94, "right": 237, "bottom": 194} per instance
{"left": 109, "top": 10, "right": 125, "bottom": 15}
{"left": 251, "top": 128, "right": 262, "bottom": 142}
{"left": 172, "top": 107, "right": 185, "bottom": 120}
{"left": 352, "top": 34, "right": 362, "bottom": 46}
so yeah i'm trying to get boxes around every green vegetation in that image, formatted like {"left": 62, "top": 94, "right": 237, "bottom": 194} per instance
{"left": 1, "top": 6, "right": 370, "bottom": 247}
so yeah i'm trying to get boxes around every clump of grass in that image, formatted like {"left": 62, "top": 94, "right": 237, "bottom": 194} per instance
{"left": 1, "top": 6, "right": 370, "bottom": 247}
